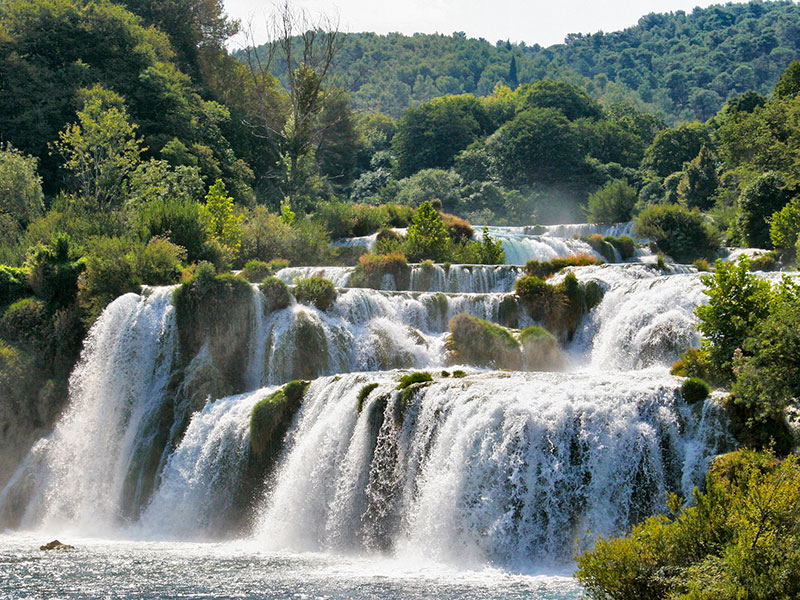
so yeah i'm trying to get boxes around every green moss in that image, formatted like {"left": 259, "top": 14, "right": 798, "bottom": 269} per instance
{"left": 447, "top": 313, "right": 521, "bottom": 370}
{"left": 452, "top": 370, "right": 466, "bottom": 378}
{"left": 293, "top": 276, "right": 338, "bottom": 311}
{"left": 584, "top": 234, "right": 616, "bottom": 262}
{"left": 681, "top": 377, "right": 711, "bottom": 404}
{"left": 584, "top": 280, "right": 605, "bottom": 311}
{"left": 357, "top": 382, "right": 379, "bottom": 413}
{"left": 351, "top": 252, "right": 409, "bottom": 289}
{"left": 290, "top": 311, "right": 329, "bottom": 380}
{"left": 397, "top": 371, "right": 433, "bottom": 389}
{"left": 259, "top": 277, "right": 291, "bottom": 311}
{"left": 609, "top": 236, "right": 636, "bottom": 260}
{"left": 441, "top": 370, "right": 451, "bottom": 377}
{"left": 249, "top": 380, "right": 308, "bottom": 457}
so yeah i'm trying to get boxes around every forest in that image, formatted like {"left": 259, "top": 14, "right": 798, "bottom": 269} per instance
{"left": 2, "top": 1, "right": 800, "bottom": 598}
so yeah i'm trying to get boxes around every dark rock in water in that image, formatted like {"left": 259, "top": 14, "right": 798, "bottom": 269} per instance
{"left": 40, "top": 539, "right": 74, "bottom": 551}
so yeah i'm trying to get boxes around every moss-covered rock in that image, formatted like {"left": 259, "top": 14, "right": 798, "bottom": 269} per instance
{"left": 351, "top": 252, "right": 410, "bottom": 289}
{"left": 498, "top": 294, "right": 520, "bottom": 328}
{"left": 681, "top": 377, "right": 711, "bottom": 405}
{"left": 447, "top": 313, "right": 521, "bottom": 370}
{"left": 584, "top": 280, "right": 605, "bottom": 311}
{"left": 250, "top": 380, "right": 309, "bottom": 458}
{"left": 396, "top": 371, "right": 433, "bottom": 389}
{"left": 173, "top": 268, "right": 253, "bottom": 392}
{"left": 584, "top": 233, "right": 617, "bottom": 261}
{"left": 357, "top": 383, "right": 380, "bottom": 413}
{"left": 259, "top": 277, "right": 291, "bottom": 312}
{"left": 524, "top": 254, "right": 602, "bottom": 279}
{"left": 520, "top": 326, "right": 564, "bottom": 371}
{"left": 293, "top": 276, "right": 338, "bottom": 311}
{"left": 241, "top": 260, "right": 272, "bottom": 282}
{"left": 290, "top": 311, "right": 329, "bottom": 380}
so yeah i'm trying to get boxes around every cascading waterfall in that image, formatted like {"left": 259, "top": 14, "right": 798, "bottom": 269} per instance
{"left": 253, "top": 371, "right": 731, "bottom": 567}
{"left": 0, "top": 220, "right": 750, "bottom": 573}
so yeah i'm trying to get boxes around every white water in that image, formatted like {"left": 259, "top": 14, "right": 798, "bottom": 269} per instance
{"left": 0, "top": 234, "right": 748, "bottom": 592}
{"left": 254, "top": 371, "right": 730, "bottom": 568}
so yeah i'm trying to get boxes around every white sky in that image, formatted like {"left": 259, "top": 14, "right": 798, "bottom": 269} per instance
{"left": 225, "top": 0, "right": 721, "bottom": 50}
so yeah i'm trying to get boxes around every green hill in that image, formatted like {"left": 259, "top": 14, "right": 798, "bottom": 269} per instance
{"left": 245, "top": 1, "right": 800, "bottom": 123}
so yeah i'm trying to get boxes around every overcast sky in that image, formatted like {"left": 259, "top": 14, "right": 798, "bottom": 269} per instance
{"left": 225, "top": 0, "right": 721, "bottom": 50}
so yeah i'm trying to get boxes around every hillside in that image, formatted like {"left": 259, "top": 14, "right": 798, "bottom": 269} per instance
{"left": 246, "top": 1, "right": 800, "bottom": 122}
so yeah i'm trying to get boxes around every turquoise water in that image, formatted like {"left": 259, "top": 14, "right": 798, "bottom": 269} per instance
{"left": 0, "top": 534, "right": 583, "bottom": 599}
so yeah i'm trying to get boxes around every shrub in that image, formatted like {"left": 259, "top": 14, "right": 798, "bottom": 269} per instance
{"left": 476, "top": 226, "right": 505, "bottom": 264}
{"left": 0, "top": 297, "right": 48, "bottom": 345}
{"left": 695, "top": 258, "right": 771, "bottom": 382}
{"left": 681, "top": 377, "right": 710, "bottom": 404}
{"left": 268, "top": 258, "right": 290, "bottom": 272}
{"left": 242, "top": 259, "right": 272, "bottom": 283}
{"left": 769, "top": 197, "right": 800, "bottom": 255}
{"left": 404, "top": 201, "right": 450, "bottom": 262}
{"left": 693, "top": 258, "right": 713, "bottom": 272}
{"left": 293, "top": 277, "right": 338, "bottom": 311}
{"left": 576, "top": 450, "right": 800, "bottom": 600}
{"left": 0, "top": 265, "right": 30, "bottom": 308}
{"left": 26, "top": 234, "right": 84, "bottom": 309}
{"left": 77, "top": 237, "right": 138, "bottom": 320}
{"left": 635, "top": 204, "right": 719, "bottom": 263}
{"left": 748, "top": 251, "right": 778, "bottom": 272}
{"left": 525, "top": 254, "right": 600, "bottom": 279}
{"left": 250, "top": 380, "right": 309, "bottom": 457}
{"left": 440, "top": 212, "right": 474, "bottom": 243}
{"left": 735, "top": 171, "right": 788, "bottom": 249}
{"left": 586, "top": 179, "right": 637, "bottom": 224}
{"left": 452, "top": 369, "right": 466, "bottom": 378}
{"left": 129, "top": 237, "right": 186, "bottom": 285}
{"left": 259, "top": 277, "right": 291, "bottom": 312}
{"left": 136, "top": 197, "right": 208, "bottom": 262}
{"left": 397, "top": 371, "right": 433, "bottom": 389}
{"left": 447, "top": 313, "right": 521, "bottom": 369}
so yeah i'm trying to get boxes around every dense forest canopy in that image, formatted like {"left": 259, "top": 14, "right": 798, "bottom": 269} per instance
{"left": 244, "top": 1, "right": 800, "bottom": 123}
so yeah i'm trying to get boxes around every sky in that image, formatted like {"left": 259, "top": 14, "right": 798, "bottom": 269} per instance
{"left": 224, "top": 0, "right": 721, "bottom": 50}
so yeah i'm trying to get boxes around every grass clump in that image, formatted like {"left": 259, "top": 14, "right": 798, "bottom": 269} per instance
{"left": 524, "top": 254, "right": 601, "bottom": 279}
{"left": 452, "top": 370, "right": 467, "bottom": 378}
{"left": 293, "top": 276, "right": 337, "bottom": 311}
{"left": 748, "top": 251, "right": 779, "bottom": 272}
{"left": 250, "top": 380, "right": 309, "bottom": 457}
{"left": 681, "top": 377, "right": 710, "bottom": 404}
{"left": 259, "top": 277, "right": 291, "bottom": 312}
{"left": 693, "top": 257, "right": 713, "bottom": 272}
{"left": 397, "top": 371, "right": 433, "bottom": 389}
{"left": 356, "top": 382, "right": 379, "bottom": 413}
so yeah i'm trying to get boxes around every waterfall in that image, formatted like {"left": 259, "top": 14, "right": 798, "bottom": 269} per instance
{"left": 253, "top": 371, "right": 732, "bottom": 568}
{"left": 0, "top": 288, "right": 177, "bottom": 534}
{"left": 0, "top": 248, "right": 747, "bottom": 572}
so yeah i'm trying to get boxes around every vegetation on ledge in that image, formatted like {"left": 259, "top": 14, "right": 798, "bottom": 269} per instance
{"left": 293, "top": 277, "right": 338, "bottom": 311}
{"left": 250, "top": 380, "right": 309, "bottom": 458}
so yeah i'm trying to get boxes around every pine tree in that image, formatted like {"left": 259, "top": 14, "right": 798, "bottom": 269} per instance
{"left": 404, "top": 201, "right": 450, "bottom": 262}
{"left": 508, "top": 55, "right": 518, "bottom": 88}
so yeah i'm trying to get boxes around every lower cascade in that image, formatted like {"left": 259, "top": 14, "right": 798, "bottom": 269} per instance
{"left": 0, "top": 262, "right": 737, "bottom": 572}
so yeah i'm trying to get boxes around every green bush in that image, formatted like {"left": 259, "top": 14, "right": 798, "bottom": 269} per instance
{"left": 735, "top": 171, "right": 788, "bottom": 249}
{"left": 692, "top": 258, "right": 713, "bottom": 272}
{"left": 525, "top": 254, "right": 601, "bottom": 279}
{"left": 0, "top": 265, "right": 30, "bottom": 308}
{"left": 250, "top": 380, "right": 309, "bottom": 457}
{"left": 452, "top": 369, "right": 466, "bottom": 378}
{"left": 0, "top": 297, "right": 48, "bottom": 346}
{"left": 748, "top": 251, "right": 778, "bottom": 272}
{"left": 129, "top": 237, "right": 186, "bottom": 286}
{"left": 695, "top": 258, "right": 772, "bottom": 382}
{"left": 26, "top": 234, "right": 84, "bottom": 309}
{"left": 404, "top": 201, "right": 450, "bottom": 262}
{"left": 397, "top": 371, "right": 433, "bottom": 389}
{"left": 293, "top": 277, "right": 338, "bottom": 311}
{"left": 681, "top": 377, "right": 710, "bottom": 404}
{"left": 576, "top": 450, "right": 800, "bottom": 600}
{"left": 447, "top": 313, "right": 521, "bottom": 370}
{"left": 259, "top": 277, "right": 292, "bottom": 312}
{"left": 635, "top": 204, "right": 719, "bottom": 263}
{"left": 586, "top": 179, "right": 637, "bottom": 224}
{"left": 769, "top": 197, "right": 800, "bottom": 255}
{"left": 136, "top": 197, "right": 208, "bottom": 262}
{"left": 242, "top": 259, "right": 272, "bottom": 283}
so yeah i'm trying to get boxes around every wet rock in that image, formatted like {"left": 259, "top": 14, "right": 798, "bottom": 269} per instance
{"left": 40, "top": 539, "right": 74, "bottom": 551}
